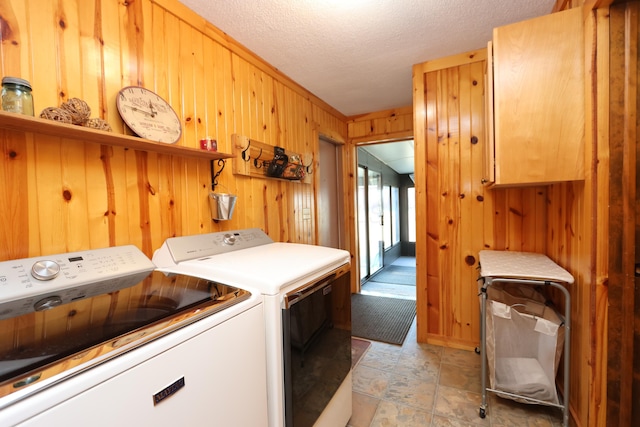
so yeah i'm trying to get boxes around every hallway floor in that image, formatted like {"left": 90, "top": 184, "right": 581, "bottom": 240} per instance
{"left": 361, "top": 257, "right": 416, "bottom": 301}
{"left": 348, "top": 318, "right": 564, "bottom": 427}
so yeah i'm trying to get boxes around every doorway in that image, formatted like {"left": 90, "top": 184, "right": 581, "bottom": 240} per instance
{"left": 317, "top": 136, "right": 344, "bottom": 249}
{"left": 356, "top": 141, "right": 415, "bottom": 300}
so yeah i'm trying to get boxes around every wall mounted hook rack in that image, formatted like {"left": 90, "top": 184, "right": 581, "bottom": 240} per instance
{"left": 232, "top": 134, "right": 312, "bottom": 184}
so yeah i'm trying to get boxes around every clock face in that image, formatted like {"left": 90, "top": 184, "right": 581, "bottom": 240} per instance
{"left": 116, "top": 86, "right": 182, "bottom": 144}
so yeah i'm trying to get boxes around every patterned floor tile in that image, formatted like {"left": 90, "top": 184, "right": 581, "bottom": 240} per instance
{"left": 348, "top": 391, "right": 380, "bottom": 427}
{"left": 439, "top": 363, "right": 482, "bottom": 393}
{"left": 433, "top": 385, "right": 490, "bottom": 426}
{"left": 383, "top": 372, "right": 437, "bottom": 411}
{"left": 352, "top": 365, "right": 392, "bottom": 398}
{"left": 350, "top": 313, "right": 567, "bottom": 427}
{"left": 370, "top": 401, "right": 433, "bottom": 427}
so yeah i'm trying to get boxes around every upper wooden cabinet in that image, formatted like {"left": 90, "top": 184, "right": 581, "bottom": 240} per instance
{"left": 483, "top": 7, "right": 585, "bottom": 187}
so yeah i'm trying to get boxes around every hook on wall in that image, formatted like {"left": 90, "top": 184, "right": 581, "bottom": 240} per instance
{"left": 241, "top": 140, "right": 251, "bottom": 162}
{"left": 210, "top": 158, "right": 226, "bottom": 191}
{"left": 303, "top": 158, "right": 313, "bottom": 174}
{"left": 253, "top": 148, "right": 264, "bottom": 168}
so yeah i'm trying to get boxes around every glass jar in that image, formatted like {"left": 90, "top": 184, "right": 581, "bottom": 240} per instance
{"left": 1, "top": 77, "right": 34, "bottom": 116}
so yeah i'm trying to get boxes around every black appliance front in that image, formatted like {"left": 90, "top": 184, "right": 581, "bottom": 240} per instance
{"left": 282, "top": 269, "right": 351, "bottom": 427}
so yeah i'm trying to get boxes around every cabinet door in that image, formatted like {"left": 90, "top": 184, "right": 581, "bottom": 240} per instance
{"left": 492, "top": 7, "right": 584, "bottom": 186}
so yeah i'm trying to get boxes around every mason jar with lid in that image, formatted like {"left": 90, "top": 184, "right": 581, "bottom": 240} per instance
{"left": 1, "top": 77, "right": 34, "bottom": 116}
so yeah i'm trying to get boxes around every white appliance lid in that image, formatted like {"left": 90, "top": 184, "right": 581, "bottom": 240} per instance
{"left": 159, "top": 242, "right": 350, "bottom": 295}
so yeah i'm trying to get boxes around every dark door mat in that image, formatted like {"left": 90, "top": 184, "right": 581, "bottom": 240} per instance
{"left": 351, "top": 294, "right": 416, "bottom": 345}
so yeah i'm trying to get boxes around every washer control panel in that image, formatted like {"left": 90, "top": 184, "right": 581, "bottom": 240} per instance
{"left": 156, "top": 228, "right": 274, "bottom": 264}
{"left": 0, "top": 245, "right": 155, "bottom": 319}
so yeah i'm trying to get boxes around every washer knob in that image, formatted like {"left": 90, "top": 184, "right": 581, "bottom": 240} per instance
{"left": 31, "top": 260, "right": 61, "bottom": 281}
{"left": 223, "top": 233, "right": 236, "bottom": 245}
{"left": 34, "top": 295, "right": 63, "bottom": 311}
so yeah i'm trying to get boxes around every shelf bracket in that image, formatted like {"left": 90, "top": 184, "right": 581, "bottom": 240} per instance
{"left": 210, "top": 159, "right": 226, "bottom": 191}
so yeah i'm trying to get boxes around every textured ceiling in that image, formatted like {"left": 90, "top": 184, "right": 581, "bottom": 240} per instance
{"left": 177, "top": 0, "right": 556, "bottom": 117}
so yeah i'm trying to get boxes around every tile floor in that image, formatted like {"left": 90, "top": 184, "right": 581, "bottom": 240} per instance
{"left": 348, "top": 318, "right": 564, "bottom": 427}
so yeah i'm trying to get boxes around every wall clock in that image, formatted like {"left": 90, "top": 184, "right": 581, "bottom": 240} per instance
{"left": 116, "top": 86, "right": 182, "bottom": 144}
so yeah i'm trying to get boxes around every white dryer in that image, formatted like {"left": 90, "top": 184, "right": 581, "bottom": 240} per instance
{"left": 153, "top": 228, "right": 352, "bottom": 427}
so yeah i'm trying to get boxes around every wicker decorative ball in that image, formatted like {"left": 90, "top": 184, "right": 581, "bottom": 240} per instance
{"left": 82, "top": 117, "right": 112, "bottom": 132}
{"left": 39, "top": 107, "right": 73, "bottom": 124}
{"left": 61, "top": 97, "right": 91, "bottom": 125}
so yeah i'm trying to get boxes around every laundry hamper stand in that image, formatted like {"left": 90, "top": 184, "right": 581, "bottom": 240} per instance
{"left": 477, "top": 250, "right": 573, "bottom": 427}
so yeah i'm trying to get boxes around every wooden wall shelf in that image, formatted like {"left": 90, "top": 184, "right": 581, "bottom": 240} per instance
{"left": 0, "top": 111, "right": 232, "bottom": 161}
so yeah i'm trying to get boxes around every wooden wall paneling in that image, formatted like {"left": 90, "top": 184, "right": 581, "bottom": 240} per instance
{"left": 137, "top": 150, "right": 158, "bottom": 255}
{"left": 415, "top": 51, "right": 549, "bottom": 349}
{"left": 101, "top": 0, "right": 125, "bottom": 131}
{"left": 457, "top": 64, "right": 473, "bottom": 343}
{"left": 122, "top": 149, "right": 142, "bottom": 247}
{"left": 347, "top": 106, "right": 414, "bottom": 143}
{"left": 27, "top": 1, "right": 58, "bottom": 110}
{"left": 607, "top": 4, "right": 627, "bottom": 418}
{"left": 591, "top": 7, "right": 611, "bottom": 427}
{"left": 304, "top": 98, "right": 316, "bottom": 243}
{"left": 55, "top": 1, "right": 92, "bottom": 252}
{"left": 191, "top": 26, "right": 208, "bottom": 144}
{"left": 58, "top": 0, "right": 84, "bottom": 100}
{"left": 441, "top": 67, "right": 458, "bottom": 340}
{"left": 33, "top": 137, "right": 65, "bottom": 253}
{"left": 118, "top": 0, "right": 148, "bottom": 101}
{"left": 425, "top": 70, "right": 441, "bottom": 337}
{"left": 0, "top": 131, "right": 30, "bottom": 260}
{"left": 178, "top": 21, "right": 197, "bottom": 146}
{"left": 201, "top": 33, "right": 217, "bottom": 141}
{"left": 188, "top": 23, "right": 213, "bottom": 237}
{"left": 458, "top": 62, "right": 478, "bottom": 344}
{"left": 455, "top": 64, "right": 472, "bottom": 342}
{"left": 77, "top": 1, "right": 104, "bottom": 111}
{"left": 468, "top": 60, "right": 487, "bottom": 344}
{"left": 412, "top": 64, "right": 428, "bottom": 339}
{"left": 0, "top": 1, "right": 27, "bottom": 81}
{"left": 288, "top": 90, "right": 301, "bottom": 242}
{"left": 229, "top": 54, "right": 249, "bottom": 231}
{"left": 607, "top": 2, "right": 638, "bottom": 426}
{"left": 348, "top": 121, "right": 370, "bottom": 140}
{"left": 489, "top": 189, "right": 507, "bottom": 250}
{"left": 294, "top": 90, "right": 310, "bottom": 242}
{"left": 233, "top": 53, "right": 252, "bottom": 230}
{"left": 156, "top": 154, "right": 177, "bottom": 242}
{"left": 292, "top": 90, "right": 309, "bottom": 242}
{"left": 60, "top": 139, "right": 92, "bottom": 251}
{"left": 79, "top": 3, "right": 112, "bottom": 250}
{"left": 136, "top": 152, "right": 164, "bottom": 254}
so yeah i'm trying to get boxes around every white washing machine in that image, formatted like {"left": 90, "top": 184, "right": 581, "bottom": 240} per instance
{"left": 0, "top": 245, "right": 269, "bottom": 427}
{"left": 152, "top": 228, "right": 352, "bottom": 427}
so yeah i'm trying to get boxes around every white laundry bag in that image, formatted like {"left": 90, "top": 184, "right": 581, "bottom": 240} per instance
{"left": 485, "top": 283, "right": 565, "bottom": 405}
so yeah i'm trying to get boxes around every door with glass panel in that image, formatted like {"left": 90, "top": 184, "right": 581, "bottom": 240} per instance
{"left": 358, "top": 166, "right": 384, "bottom": 281}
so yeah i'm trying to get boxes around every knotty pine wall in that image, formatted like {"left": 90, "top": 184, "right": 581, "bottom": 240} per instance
{"left": 0, "top": 0, "right": 349, "bottom": 264}
{"left": 412, "top": 50, "right": 548, "bottom": 348}
{"left": 412, "top": 3, "right": 613, "bottom": 425}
